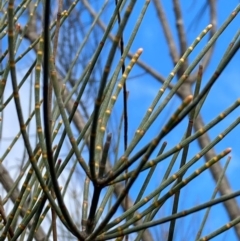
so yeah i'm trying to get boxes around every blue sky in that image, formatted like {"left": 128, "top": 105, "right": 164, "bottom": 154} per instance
{"left": 107, "top": 1, "right": 240, "bottom": 240}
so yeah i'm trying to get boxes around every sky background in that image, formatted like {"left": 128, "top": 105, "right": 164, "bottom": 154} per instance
{"left": 107, "top": 1, "right": 240, "bottom": 240}
{"left": 1, "top": 0, "right": 240, "bottom": 240}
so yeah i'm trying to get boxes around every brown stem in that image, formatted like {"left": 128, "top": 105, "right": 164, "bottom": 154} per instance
{"left": 194, "top": 114, "right": 240, "bottom": 238}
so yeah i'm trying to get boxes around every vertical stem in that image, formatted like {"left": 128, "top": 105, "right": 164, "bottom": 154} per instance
{"left": 114, "top": 2, "right": 128, "bottom": 240}
{"left": 167, "top": 65, "right": 202, "bottom": 241}
{"left": 43, "top": 1, "right": 84, "bottom": 240}
{"left": 51, "top": 1, "right": 62, "bottom": 239}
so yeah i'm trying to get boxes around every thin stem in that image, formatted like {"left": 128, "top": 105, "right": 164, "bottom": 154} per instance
{"left": 43, "top": 1, "right": 83, "bottom": 240}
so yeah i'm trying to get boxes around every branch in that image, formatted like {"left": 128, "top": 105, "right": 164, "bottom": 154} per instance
{"left": 173, "top": 0, "right": 188, "bottom": 69}
{"left": 63, "top": 89, "right": 155, "bottom": 241}
{"left": 83, "top": 1, "right": 240, "bottom": 239}
{"left": 194, "top": 115, "right": 240, "bottom": 238}
{"left": 188, "top": 0, "right": 217, "bottom": 83}
{"left": 0, "top": 163, "right": 46, "bottom": 241}
{"left": 152, "top": 0, "right": 179, "bottom": 65}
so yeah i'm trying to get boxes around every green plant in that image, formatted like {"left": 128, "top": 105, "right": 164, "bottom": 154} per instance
{"left": 0, "top": 1, "right": 240, "bottom": 240}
